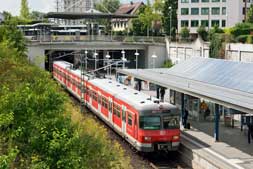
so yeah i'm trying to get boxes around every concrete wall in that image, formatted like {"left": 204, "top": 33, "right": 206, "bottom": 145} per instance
{"left": 146, "top": 45, "right": 167, "bottom": 68}
{"left": 226, "top": 43, "right": 253, "bottom": 63}
{"left": 166, "top": 38, "right": 209, "bottom": 64}
{"left": 27, "top": 45, "right": 46, "bottom": 69}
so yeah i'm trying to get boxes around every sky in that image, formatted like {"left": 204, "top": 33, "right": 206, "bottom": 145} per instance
{"left": 0, "top": 0, "right": 147, "bottom": 16}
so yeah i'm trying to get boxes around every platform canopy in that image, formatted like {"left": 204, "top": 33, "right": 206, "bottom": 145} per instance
{"left": 45, "top": 11, "right": 137, "bottom": 20}
{"left": 117, "top": 58, "right": 253, "bottom": 114}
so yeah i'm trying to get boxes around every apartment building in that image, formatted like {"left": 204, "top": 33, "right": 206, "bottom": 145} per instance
{"left": 112, "top": 2, "right": 144, "bottom": 32}
{"left": 178, "top": 0, "right": 253, "bottom": 33}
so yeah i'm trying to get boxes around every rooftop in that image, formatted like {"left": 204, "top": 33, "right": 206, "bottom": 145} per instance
{"left": 115, "top": 2, "right": 144, "bottom": 15}
{"left": 117, "top": 58, "right": 253, "bottom": 113}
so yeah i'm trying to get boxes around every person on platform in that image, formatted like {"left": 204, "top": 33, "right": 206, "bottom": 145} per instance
{"left": 160, "top": 87, "right": 165, "bottom": 102}
{"left": 183, "top": 109, "right": 189, "bottom": 128}
{"left": 248, "top": 124, "right": 253, "bottom": 144}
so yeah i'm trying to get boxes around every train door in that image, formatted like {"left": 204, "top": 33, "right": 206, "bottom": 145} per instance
{"left": 134, "top": 114, "right": 138, "bottom": 139}
{"left": 122, "top": 105, "right": 126, "bottom": 135}
{"left": 98, "top": 91, "right": 101, "bottom": 113}
{"left": 109, "top": 97, "right": 113, "bottom": 123}
{"left": 89, "top": 86, "right": 92, "bottom": 105}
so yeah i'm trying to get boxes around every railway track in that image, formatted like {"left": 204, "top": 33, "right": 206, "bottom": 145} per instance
{"left": 70, "top": 95, "right": 190, "bottom": 169}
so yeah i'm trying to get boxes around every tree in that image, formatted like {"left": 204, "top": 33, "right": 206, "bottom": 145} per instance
{"left": 20, "top": 0, "right": 30, "bottom": 20}
{"left": 162, "top": 0, "right": 178, "bottom": 37}
{"left": 180, "top": 27, "right": 190, "bottom": 40}
{"left": 197, "top": 26, "right": 208, "bottom": 41}
{"left": 95, "top": 0, "right": 120, "bottom": 13}
{"left": 247, "top": 4, "right": 253, "bottom": 23}
{"left": 30, "top": 11, "right": 45, "bottom": 21}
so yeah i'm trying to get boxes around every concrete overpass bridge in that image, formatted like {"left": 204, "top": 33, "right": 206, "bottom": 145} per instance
{"left": 27, "top": 36, "right": 167, "bottom": 70}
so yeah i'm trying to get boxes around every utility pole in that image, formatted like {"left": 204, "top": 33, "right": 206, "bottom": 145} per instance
{"left": 80, "top": 50, "right": 86, "bottom": 114}
{"left": 245, "top": 0, "right": 248, "bottom": 21}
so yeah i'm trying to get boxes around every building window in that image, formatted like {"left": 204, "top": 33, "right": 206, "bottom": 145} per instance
{"left": 201, "top": 8, "right": 209, "bottom": 15}
{"left": 222, "top": 20, "right": 226, "bottom": 27}
{"left": 212, "top": 7, "right": 220, "bottom": 15}
{"left": 202, "top": 0, "right": 209, "bottom": 2}
{"left": 191, "top": 8, "right": 199, "bottom": 15}
{"left": 201, "top": 20, "right": 209, "bottom": 27}
{"left": 181, "top": 8, "right": 189, "bottom": 15}
{"left": 191, "top": 20, "right": 199, "bottom": 27}
{"left": 181, "top": 20, "right": 189, "bottom": 27}
{"left": 222, "top": 0, "right": 226, "bottom": 2}
{"left": 211, "top": 20, "right": 220, "bottom": 27}
{"left": 212, "top": 0, "right": 220, "bottom": 2}
{"left": 128, "top": 113, "right": 132, "bottom": 126}
{"left": 181, "top": 0, "right": 189, "bottom": 3}
{"left": 191, "top": 0, "right": 199, "bottom": 2}
{"left": 222, "top": 7, "right": 226, "bottom": 15}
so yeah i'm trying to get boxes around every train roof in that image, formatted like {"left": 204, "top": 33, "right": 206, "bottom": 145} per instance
{"left": 54, "top": 61, "right": 177, "bottom": 112}
{"left": 90, "top": 78, "right": 176, "bottom": 112}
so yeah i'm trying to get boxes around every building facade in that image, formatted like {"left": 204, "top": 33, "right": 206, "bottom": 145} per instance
{"left": 112, "top": 2, "right": 144, "bottom": 32}
{"left": 178, "top": 0, "right": 253, "bottom": 33}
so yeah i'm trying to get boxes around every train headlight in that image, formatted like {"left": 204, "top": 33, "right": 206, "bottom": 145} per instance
{"left": 144, "top": 136, "right": 152, "bottom": 141}
{"left": 172, "top": 135, "right": 179, "bottom": 140}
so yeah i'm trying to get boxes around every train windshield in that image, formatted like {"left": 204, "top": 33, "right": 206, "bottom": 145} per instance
{"left": 139, "top": 116, "right": 161, "bottom": 130}
{"left": 163, "top": 115, "right": 180, "bottom": 129}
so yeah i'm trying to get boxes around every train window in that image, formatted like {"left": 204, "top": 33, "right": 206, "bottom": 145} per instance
{"left": 139, "top": 116, "right": 161, "bottom": 130}
{"left": 93, "top": 91, "right": 98, "bottom": 101}
{"left": 113, "top": 103, "right": 121, "bottom": 118}
{"left": 102, "top": 97, "right": 108, "bottom": 109}
{"left": 128, "top": 113, "right": 132, "bottom": 126}
{"left": 163, "top": 116, "right": 180, "bottom": 129}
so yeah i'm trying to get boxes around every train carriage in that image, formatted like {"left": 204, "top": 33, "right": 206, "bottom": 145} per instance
{"left": 53, "top": 61, "right": 180, "bottom": 152}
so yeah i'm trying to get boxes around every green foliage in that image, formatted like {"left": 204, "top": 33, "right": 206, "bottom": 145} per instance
{"left": 163, "top": 59, "right": 174, "bottom": 68}
{"left": 20, "top": 0, "right": 30, "bottom": 20}
{"left": 247, "top": 4, "right": 253, "bottom": 23}
{"left": 230, "top": 22, "right": 253, "bottom": 37}
{"left": 209, "top": 33, "right": 224, "bottom": 58}
{"left": 0, "top": 20, "right": 130, "bottom": 169}
{"left": 180, "top": 27, "right": 190, "bottom": 40}
{"left": 247, "top": 35, "right": 253, "bottom": 44}
{"left": 208, "top": 25, "right": 224, "bottom": 41}
{"left": 197, "top": 26, "right": 208, "bottom": 41}
{"left": 162, "top": 0, "right": 178, "bottom": 37}
{"left": 30, "top": 11, "right": 45, "bottom": 21}
{"left": 95, "top": 0, "right": 120, "bottom": 13}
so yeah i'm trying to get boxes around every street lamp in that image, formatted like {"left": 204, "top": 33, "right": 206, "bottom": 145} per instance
{"left": 169, "top": 6, "right": 172, "bottom": 41}
{"left": 105, "top": 52, "right": 111, "bottom": 76}
{"left": 85, "top": 50, "right": 88, "bottom": 70}
{"left": 151, "top": 53, "right": 157, "bottom": 69}
{"left": 93, "top": 50, "right": 98, "bottom": 70}
{"left": 134, "top": 50, "right": 140, "bottom": 69}
{"left": 121, "top": 50, "right": 126, "bottom": 69}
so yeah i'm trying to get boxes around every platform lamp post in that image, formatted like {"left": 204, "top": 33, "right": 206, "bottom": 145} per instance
{"left": 135, "top": 50, "right": 140, "bottom": 69}
{"left": 105, "top": 52, "right": 111, "bottom": 76}
{"left": 93, "top": 50, "right": 98, "bottom": 70}
{"left": 121, "top": 50, "right": 126, "bottom": 69}
{"left": 169, "top": 6, "right": 172, "bottom": 42}
{"left": 152, "top": 53, "right": 157, "bottom": 69}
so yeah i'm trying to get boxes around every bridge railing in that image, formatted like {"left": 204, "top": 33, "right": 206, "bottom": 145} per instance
{"left": 30, "top": 35, "right": 165, "bottom": 43}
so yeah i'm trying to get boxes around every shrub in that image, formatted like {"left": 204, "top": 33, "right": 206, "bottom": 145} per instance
{"left": 236, "top": 35, "right": 249, "bottom": 43}
{"left": 163, "top": 59, "right": 174, "bottom": 68}
{"left": 180, "top": 27, "right": 190, "bottom": 40}
{"left": 197, "top": 26, "right": 208, "bottom": 41}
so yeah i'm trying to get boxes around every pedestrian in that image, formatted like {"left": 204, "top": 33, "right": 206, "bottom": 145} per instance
{"left": 248, "top": 124, "right": 253, "bottom": 144}
{"left": 183, "top": 109, "right": 189, "bottom": 128}
{"left": 160, "top": 87, "right": 165, "bottom": 102}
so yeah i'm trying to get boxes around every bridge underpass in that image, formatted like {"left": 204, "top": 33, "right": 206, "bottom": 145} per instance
{"left": 27, "top": 41, "right": 167, "bottom": 71}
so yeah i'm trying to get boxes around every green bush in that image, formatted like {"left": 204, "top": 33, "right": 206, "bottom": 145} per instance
{"left": 163, "top": 59, "right": 174, "bottom": 68}
{"left": 230, "top": 22, "right": 253, "bottom": 37}
{"left": 180, "top": 27, "right": 190, "bottom": 40}
{"left": 197, "top": 26, "right": 208, "bottom": 41}
{"left": 236, "top": 35, "right": 249, "bottom": 43}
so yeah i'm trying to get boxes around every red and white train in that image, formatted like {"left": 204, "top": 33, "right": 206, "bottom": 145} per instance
{"left": 53, "top": 61, "right": 180, "bottom": 152}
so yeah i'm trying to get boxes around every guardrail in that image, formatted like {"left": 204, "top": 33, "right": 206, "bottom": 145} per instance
{"left": 29, "top": 35, "right": 166, "bottom": 43}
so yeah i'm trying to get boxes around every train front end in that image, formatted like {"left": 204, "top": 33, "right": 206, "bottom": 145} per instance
{"left": 137, "top": 104, "right": 180, "bottom": 152}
